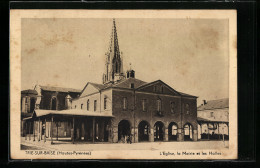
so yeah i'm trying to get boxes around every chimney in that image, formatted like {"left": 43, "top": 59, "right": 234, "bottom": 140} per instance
{"left": 203, "top": 100, "right": 207, "bottom": 105}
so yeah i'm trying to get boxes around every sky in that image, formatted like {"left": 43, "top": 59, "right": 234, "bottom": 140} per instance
{"left": 21, "top": 18, "right": 229, "bottom": 105}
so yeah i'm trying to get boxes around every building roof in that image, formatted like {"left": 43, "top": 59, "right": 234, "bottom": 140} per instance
{"left": 197, "top": 98, "right": 229, "bottom": 111}
{"left": 21, "top": 89, "right": 38, "bottom": 95}
{"left": 112, "top": 78, "right": 147, "bottom": 89}
{"left": 40, "top": 85, "right": 81, "bottom": 93}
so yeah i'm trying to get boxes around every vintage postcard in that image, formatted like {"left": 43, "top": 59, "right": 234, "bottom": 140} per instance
{"left": 10, "top": 10, "right": 237, "bottom": 160}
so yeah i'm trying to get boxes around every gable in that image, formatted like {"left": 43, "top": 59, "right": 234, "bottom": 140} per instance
{"left": 80, "top": 83, "right": 100, "bottom": 97}
{"left": 136, "top": 80, "right": 180, "bottom": 96}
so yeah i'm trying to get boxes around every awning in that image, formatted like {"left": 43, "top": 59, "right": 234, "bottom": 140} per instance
{"left": 23, "top": 109, "right": 114, "bottom": 120}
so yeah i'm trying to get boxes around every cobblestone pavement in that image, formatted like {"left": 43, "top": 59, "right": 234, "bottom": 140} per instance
{"left": 20, "top": 137, "right": 229, "bottom": 151}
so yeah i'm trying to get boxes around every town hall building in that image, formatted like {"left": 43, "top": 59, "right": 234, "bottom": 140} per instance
{"left": 22, "top": 19, "right": 198, "bottom": 144}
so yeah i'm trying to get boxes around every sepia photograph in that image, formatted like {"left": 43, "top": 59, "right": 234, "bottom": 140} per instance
{"left": 10, "top": 10, "right": 237, "bottom": 160}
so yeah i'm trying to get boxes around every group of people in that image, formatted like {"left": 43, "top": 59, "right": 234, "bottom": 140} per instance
{"left": 119, "top": 134, "right": 132, "bottom": 144}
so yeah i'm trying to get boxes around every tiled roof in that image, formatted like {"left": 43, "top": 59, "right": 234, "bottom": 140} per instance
{"left": 178, "top": 91, "right": 197, "bottom": 98}
{"left": 21, "top": 89, "right": 38, "bottom": 95}
{"left": 112, "top": 78, "right": 147, "bottom": 89}
{"left": 197, "top": 98, "right": 229, "bottom": 111}
{"left": 89, "top": 82, "right": 107, "bottom": 90}
{"left": 40, "top": 85, "right": 81, "bottom": 93}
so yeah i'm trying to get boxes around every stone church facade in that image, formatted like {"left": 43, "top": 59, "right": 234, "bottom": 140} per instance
{"left": 22, "top": 19, "right": 198, "bottom": 144}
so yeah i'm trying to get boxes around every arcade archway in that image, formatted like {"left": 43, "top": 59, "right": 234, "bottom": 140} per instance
{"left": 138, "top": 120, "right": 150, "bottom": 142}
{"left": 154, "top": 121, "right": 164, "bottom": 141}
{"left": 168, "top": 122, "right": 178, "bottom": 141}
{"left": 184, "top": 123, "right": 193, "bottom": 141}
{"left": 118, "top": 120, "right": 131, "bottom": 142}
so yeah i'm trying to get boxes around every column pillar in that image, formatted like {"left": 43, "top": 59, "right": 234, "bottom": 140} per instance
{"left": 51, "top": 115, "right": 53, "bottom": 144}
{"left": 25, "top": 122, "right": 27, "bottom": 140}
{"left": 218, "top": 123, "right": 220, "bottom": 140}
{"left": 56, "top": 121, "right": 59, "bottom": 141}
{"left": 72, "top": 117, "right": 75, "bottom": 144}
{"left": 149, "top": 128, "right": 154, "bottom": 142}
{"left": 164, "top": 128, "right": 168, "bottom": 141}
{"left": 38, "top": 118, "right": 40, "bottom": 141}
{"left": 112, "top": 126, "right": 118, "bottom": 143}
{"left": 193, "top": 130, "right": 198, "bottom": 141}
{"left": 44, "top": 118, "right": 46, "bottom": 143}
{"left": 82, "top": 121, "right": 85, "bottom": 141}
{"left": 207, "top": 123, "right": 209, "bottom": 140}
{"left": 40, "top": 120, "right": 42, "bottom": 140}
{"left": 200, "top": 124, "right": 202, "bottom": 140}
{"left": 92, "top": 117, "right": 95, "bottom": 143}
{"left": 134, "top": 127, "right": 138, "bottom": 143}
{"left": 33, "top": 120, "right": 35, "bottom": 141}
{"left": 177, "top": 128, "right": 184, "bottom": 141}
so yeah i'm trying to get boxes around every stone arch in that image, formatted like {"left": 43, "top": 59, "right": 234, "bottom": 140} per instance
{"left": 118, "top": 119, "right": 131, "bottom": 142}
{"left": 138, "top": 120, "right": 150, "bottom": 142}
{"left": 168, "top": 122, "right": 178, "bottom": 141}
{"left": 154, "top": 121, "right": 165, "bottom": 141}
{"left": 183, "top": 122, "right": 193, "bottom": 141}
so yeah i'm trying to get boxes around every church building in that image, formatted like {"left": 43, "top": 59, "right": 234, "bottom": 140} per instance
{"left": 22, "top": 19, "right": 198, "bottom": 144}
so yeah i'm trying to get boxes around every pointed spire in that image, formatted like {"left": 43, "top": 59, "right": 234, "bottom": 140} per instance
{"left": 109, "top": 19, "right": 120, "bottom": 59}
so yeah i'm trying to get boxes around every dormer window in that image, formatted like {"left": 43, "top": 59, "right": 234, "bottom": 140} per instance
{"left": 130, "top": 83, "right": 134, "bottom": 88}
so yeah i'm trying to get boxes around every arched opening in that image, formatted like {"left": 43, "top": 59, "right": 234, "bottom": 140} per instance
{"left": 154, "top": 121, "right": 164, "bottom": 141}
{"left": 118, "top": 120, "right": 131, "bottom": 142}
{"left": 184, "top": 123, "right": 193, "bottom": 141}
{"left": 51, "top": 97, "right": 57, "bottom": 110}
{"left": 168, "top": 122, "right": 178, "bottom": 141}
{"left": 138, "top": 120, "right": 150, "bottom": 142}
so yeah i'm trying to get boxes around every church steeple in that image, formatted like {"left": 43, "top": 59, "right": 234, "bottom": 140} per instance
{"left": 103, "top": 19, "right": 125, "bottom": 84}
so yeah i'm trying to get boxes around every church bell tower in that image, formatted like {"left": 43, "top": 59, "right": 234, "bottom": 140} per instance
{"left": 103, "top": 19, "right": 125, "bottom": 84}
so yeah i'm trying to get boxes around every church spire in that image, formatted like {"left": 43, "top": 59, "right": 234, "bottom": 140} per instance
{"left": 103, "top": 19, "right": 125, "bottom": 84}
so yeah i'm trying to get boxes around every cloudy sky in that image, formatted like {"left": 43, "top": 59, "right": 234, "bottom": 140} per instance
{"left": 21, "top": 18, "right": 229, "bottom": 105}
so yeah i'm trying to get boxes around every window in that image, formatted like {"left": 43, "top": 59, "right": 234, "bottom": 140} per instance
{"left": 130, "top": 83, "right": 134, "bottom": 88}
{"left": 157, "top": 99, "right": 162, "bottom": 112}
{"left": 142, "top": 99, "right": 147, "bottom": 111}
{"left": 161, "top": 86, "right": 164, "bottom": 93}
{"left": 87, "top": 99, "right": 89, "bottom": 111}
{"left": 81, "top": 104, "right": 83, "bottom": 109}
{"left": 210, "top": 112, "right": 214, "bottom": 117}
{"left": 154, "top": 86, "right": 157, "bottom": 92}
{"left": 123, "top": 97, "right": 127, "bottom": 110}
{"left": 170, "top": 101, "right": 175, "bottom": 113}
{"left": 94, "top": 100, "right": 97, "bottom": 111}
{"left": 51, "top": 97, "right": 57, "bottom": 110}
{"left": 185, "top": 104, "right": 190, "bottom": 114}
{"left": 104, "top": 98, "right": 107, "bottom": 110}
{"left": 75, "top": 105, "right": 77, "bottom": 109}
